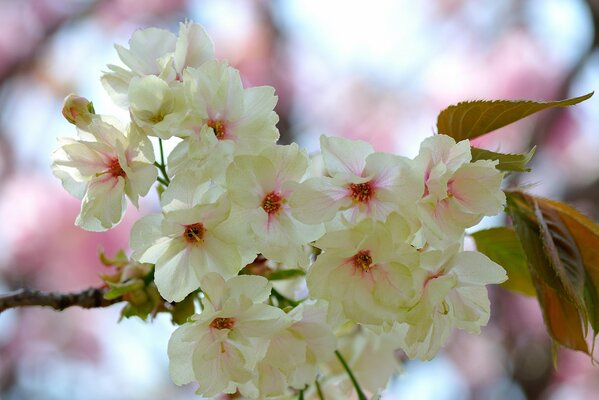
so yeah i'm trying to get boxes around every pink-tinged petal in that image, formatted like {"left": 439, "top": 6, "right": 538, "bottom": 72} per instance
{"left": 115, "top": 27, "right": 176, "bottom": 75}
{"left": 168, "top": 323, "right": 201, "bottom": 385}
{"left": 227, "top": 155, "right": 276, "bottom": 207}
{"left": 289, "top": 178, "right": 351, "bottom": 224}
{"left": 154, "top": 239, "right": 200, "bottom": 302}
{"left": 418, "top": 198, "right": 478, "bottom": 244}
{"left": 184, "top": 61, "right": 244, "bottom": 121}
{"left": 76, "top": 176, "right": 126, "bottom": 231}
{"left": 130, "top": 214, "right": 173, "bottom": 262}
{"left": 174, "top": 22, "right": 214, "bottom": 74}
{"left": 265, "top": 143, "right": 308, "bottom": 186}
{"left": 232, "top": 86, "right": 280, "bottom": 151}
{"left": 192, "top": 339, "right": 253, "bottom": 396}
{"left": 200, "top": 234, "right": 243, "bottom": 278}
{"left": 53, "top": 140, "right": 107, "bottom": 177}
{"left": 236, "top": 304, "right": 292, "bottom": 337}
{"left": 320, "top": 135, "right": 373, "bottom": 176}
{"left": 225, "top": 275, "right": 272, "bottom": 304}
{"left": 448, "top": 287, "right": 490, "bottom": 331}
{"left": 419, "top": 135, "right": 471, "bottom": 171}
{"left": 449, "top": 161, "right": 505, "bottom": 215}
{"left": 101, "top": 65, "right": 136, "bottom": 107}
{"left": 200, "top": 272, "right": 227, "bottom": 310}
{"left": 449, "top": 251, "right": 507, "bottom": 286}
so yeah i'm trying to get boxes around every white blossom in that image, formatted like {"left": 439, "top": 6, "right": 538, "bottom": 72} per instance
{"left": 414, "top": 134, "right": 506, "bottom": 246}
{"left": 51, "top": 118, "right": 156, "bottom": 231}
{"left": 307, "top": 215, "right": 419, "bottom": 326}
{"left": 397, "top": 244, "right": 506, "bottom": 360}
{"left": 168, "top": 273, "right": 292, "bottom": 398}
{"left": 290, "top": 135, "right": 422, "bottom": 225}
{"left": 223, "top": 143, "right": 325, "bottom": 268}
{"left": 129, "top": 172, "right": 255, "bottom": 302}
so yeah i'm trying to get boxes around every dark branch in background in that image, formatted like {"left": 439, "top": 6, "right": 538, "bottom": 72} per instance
{"left": 0, "top": 287, "right": 121, "bottom": 314}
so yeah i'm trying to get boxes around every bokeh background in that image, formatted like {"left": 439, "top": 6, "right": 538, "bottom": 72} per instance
{"left": 1, "top": 0, "right": 599, "bottom": 399}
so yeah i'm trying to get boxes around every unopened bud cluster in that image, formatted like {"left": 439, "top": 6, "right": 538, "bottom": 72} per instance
{"left": 52, "top": 22, "right": 507, "bottom": 399}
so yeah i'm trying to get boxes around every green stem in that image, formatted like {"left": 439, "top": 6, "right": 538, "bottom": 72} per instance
{"left": 335, "top": 350, "right": 367, "bottom": 400}
{"left": 315, "top": 379, "right": 325, "bottom": 400}
{"left": 156, "top": 176, "right": 169, "bottom": 186}
{"left": 298, "top": 389, "right": 304, "bottom": 400}
{"left": 158, "top": 138, "right": 166, "bottom": 166}
{"left": 153, "top": 139, "right": 170, "bottom": 185}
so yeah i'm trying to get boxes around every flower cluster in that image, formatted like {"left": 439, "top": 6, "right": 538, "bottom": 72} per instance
{"left": 52, "top": 22, "right": 507, "bottom": 399}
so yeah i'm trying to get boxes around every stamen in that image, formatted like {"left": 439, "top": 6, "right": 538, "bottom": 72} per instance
{"left": 210, "top": 317, "right": 235, "bottom": 330}
{"left": 107, "top": 158, "right": 126, "bottom": 178}
{"left": 207, "top": 119, "right": 226, "bottom": 139}
{"left": 262, "top": 192, "right": 283, "bottom": 215}
{"left": 353, "top": 250, "right": 373, "bottom": 272}
{"left": 183, "top": 223, "right": 205, "bottom": 244}
{"left": 348, "top": 182, "right": 373, "bottom": 203}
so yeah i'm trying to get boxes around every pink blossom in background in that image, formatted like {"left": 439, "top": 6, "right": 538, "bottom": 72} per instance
{"left": 0, "top": 174, "right": 144, "bottom": 291}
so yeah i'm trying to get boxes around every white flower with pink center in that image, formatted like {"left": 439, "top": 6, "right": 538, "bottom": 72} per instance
{"left": 167, "top": 273, "right": 292, "bottom": 398}
{"left": 397, "top": 244, "right": 506, "bottom": 360}
{"left": 415, "top": 134, "right": 506, "bottom": 246}
{"left": 51, "top": 118, "right": 156, "bottom": 231}
{"left": 239, "top": 300, "right": 336, "bottom": 398}
{"left": 101, "top": 21, "right": 214, "bottom": 106}
{"left": 306, "top": 216, "right": 419, "bottom": 326}
{"left": 290, "top": 135, "right": 422, "bottom": 225}
{"left": 175, "top": 60, "right": 279, "bottom": 151}
{"left": 223, "top": 144, "right": 325, "bottom": 267}
{"left": 129, "top": 172, "right": 255, "bottom": 302}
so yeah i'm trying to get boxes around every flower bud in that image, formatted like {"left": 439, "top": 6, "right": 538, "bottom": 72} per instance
{"left": 62, "top": 94, "right": 95, "bottom": 127}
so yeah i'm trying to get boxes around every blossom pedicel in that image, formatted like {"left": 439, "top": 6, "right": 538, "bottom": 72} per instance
{"left": 52, "top": 22, "right": 507, "bottom": 399}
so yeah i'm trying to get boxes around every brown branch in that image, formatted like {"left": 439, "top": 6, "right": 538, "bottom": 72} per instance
{"left": 0, "top": 287, "right": 121, "bottom": 314}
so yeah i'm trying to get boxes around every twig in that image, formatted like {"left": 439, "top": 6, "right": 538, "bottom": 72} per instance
{"left": 0, "top": 287, "right": 121, "bottom": 314}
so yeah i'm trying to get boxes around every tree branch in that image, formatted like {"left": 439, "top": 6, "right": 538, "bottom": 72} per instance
{"left": 0, "top": 287, "right": 121, "bottom": 314}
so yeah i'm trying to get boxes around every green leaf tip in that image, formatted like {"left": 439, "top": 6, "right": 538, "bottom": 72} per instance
{"left": 437, "top": 92, "right": 594, "bottom": 142}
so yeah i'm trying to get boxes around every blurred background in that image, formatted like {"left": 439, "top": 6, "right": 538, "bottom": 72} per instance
{"left": 0, "top": 0, "right": 598, "bottom": 399}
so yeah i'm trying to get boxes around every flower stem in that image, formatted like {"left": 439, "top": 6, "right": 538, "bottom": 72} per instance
{"left": 298, "top": 389, "right": 304, "bottom": 400}
{"left": 158, "top": 138, "right": 166, "bottom": 166}
{"left": 335, "top": 350, "right": 368, "bottom": 400}
{"left": 315, "top": 379, "right": 325, "bottom": 400}
{"left": 154, "top": 138, "right": 171, "bottom": 185}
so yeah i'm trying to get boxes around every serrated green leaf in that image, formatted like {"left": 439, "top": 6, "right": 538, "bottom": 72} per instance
{"left": 472, "top": 227, "right": 535, "bottom": 296}
{"left": 470, "top": 146, "right": 536, "bottom": 172}
{"left": 267, "top": 269, "right": 305, "bottom": 281}
{"left": 437, "top": 92, "right": 593, "bottom": 141}
{"left": 505, "top": 191, "right": 599, "bottom": 355}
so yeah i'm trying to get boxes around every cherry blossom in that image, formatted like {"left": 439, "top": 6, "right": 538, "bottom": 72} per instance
{"left": 168, "top": 273, "right": 292, "bottom": 398}
{"left": 51, "top": 118, "right": 156, "bottom": 231}
{"left": 290, "top": 135, "right": 422, "bottom": 225}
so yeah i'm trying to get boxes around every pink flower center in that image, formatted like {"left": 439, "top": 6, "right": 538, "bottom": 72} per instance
{"left": 262, "top": 191, "right": 283, "bottom": 215}
{"left": 107, "top": 158, "right": 126, "bottom": 178}
{"left": 183, "top": 223, "right": 205, "bottom": 244}
{"left": 348, "top": 182, "right": 373, "bottom": 203}
{"left": 210, "top": 317, "right": 235, "bottom": 330}
{"left": 207, "top": 119, "right": 226, "bottom": 139}
{"left": 353, "top": 250, "right": 373, "bottom": 272}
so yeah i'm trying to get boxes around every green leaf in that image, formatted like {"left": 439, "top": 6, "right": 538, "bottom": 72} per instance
{"left": 104, "top": 280, "right": 144, "bottom": 300}
{"left": 437, "top": 92, "right": 593, "bottom": 141}
{"left": 267, "top": 269, "right": 306, "bottom": 281}
{"left": 505, "top": 191, "right": 599, "bottom": 355}
{"left": 470, "top": 146, "right": 536, "bottom": 172}
{"left": 471, "top": 227, "right": 535, "bottom": 296}
{"left": 171, "top": 293, "right": 197, "bottom": 325}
